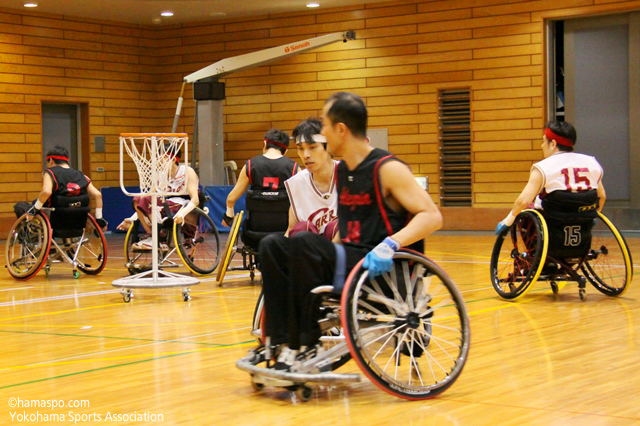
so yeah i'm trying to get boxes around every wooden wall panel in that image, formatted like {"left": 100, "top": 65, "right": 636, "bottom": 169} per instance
{"left": 0, "top": 0, "right": 638, "bottom": 231}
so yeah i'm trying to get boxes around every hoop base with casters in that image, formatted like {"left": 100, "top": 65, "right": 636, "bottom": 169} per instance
{"left": 113, "top": 270, "right": 199, "bottom": 303}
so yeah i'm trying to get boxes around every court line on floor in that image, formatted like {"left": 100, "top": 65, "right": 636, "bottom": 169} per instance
{"left": 0, "top": 340, "right": 254, "bottom": 390}
{"left": 0, "top": 286, "right": 32, "bottom": 292}
{"left": 0, "top": 289, "right": 121, "bottom": 307}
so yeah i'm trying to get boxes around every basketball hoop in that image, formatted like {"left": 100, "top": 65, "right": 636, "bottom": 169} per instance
{"left": 113, "top": 133, "right": 199, "bottom": 302}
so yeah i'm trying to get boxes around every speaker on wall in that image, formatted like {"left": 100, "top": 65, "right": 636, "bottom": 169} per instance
{"left": 193, "top": 81, "right": 225, "bottom": 101}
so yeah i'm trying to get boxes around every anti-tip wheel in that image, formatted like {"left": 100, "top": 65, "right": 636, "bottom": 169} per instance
{"left": 550, "top": 281, "right": 559, "bottom": 294}
{"left": 579, "top": 288, "right": 586, "bottom": 301}
{"left": 73, "top": 270, "right": 80, "bottom": 279}
{"left": 251, "top": 377, "right": 264, "bottom": 392}
{"left": 296, "top": 385, "right": 313, "bottom": 402}
{"left": 183, "top": 292, "right": 191, "bottom": 302}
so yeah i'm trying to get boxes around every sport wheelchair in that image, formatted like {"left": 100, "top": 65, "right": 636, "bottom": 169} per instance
{"left": 490, "top": 193, "right": 633, "bottom": 301}
{"left": 217, "top": 189, "right": 290, "bottom": 283}
{"left": 124, "top": 194, "right": 220, "bottom": 276}
{"left": 5, "top": 197, "right": 107, "bottom": 280}
{"left": 237, "top": 249, "right": 471, "bottom": 401}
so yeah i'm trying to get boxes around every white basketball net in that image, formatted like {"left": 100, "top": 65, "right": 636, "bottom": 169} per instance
{"left": 120, "top": 133, "right": 188, "bottom": 195}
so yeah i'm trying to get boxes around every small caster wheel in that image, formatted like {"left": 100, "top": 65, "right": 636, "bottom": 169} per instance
{"left": 44, "top": 266, "right": 50, "bottom": 277}
{"left": 250, "top": 271, "right": 255, "bottom": 282}
{"left": 550, "top": 282, "right": 558, "bottom": 294}
{"left": 251, "top": 378, "right": 264, "bottom": 392}
{"left": 296, "top": 385, "right": 313, "bottom": 402}
{"left": 73, "top": 270, "right": 80, "bottom": 279}
{"left": 183, "top": 292, "right": 191, "bottom": 302}
{"left": 579, "top": 288, "right": 586, "bottom": 301}
{"left": 123, "top": 290, "right": 133, "bottom": 303}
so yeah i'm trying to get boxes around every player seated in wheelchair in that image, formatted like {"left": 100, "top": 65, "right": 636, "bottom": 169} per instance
{"left": 496, "top": 120, "right": 606, "bottom": 243}
{"left": 8, "top": 145, "right": 107, "bottom": 279}
{"left": 117, "top": 144, "right": 199, "bottom": 250}
{"left": 285, "top": 117, "right": 339, "bottom": 239}
{"left": 255, "top": 92, "right": 443, "bottom": 372}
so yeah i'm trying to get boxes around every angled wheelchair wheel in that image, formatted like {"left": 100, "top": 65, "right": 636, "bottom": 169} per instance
{"left": 216, "top": 211, "right": 243, "bottom": 283}
{"left": 5, "top": 213, "right": 52, "bottom": 280}
{"left": 341, "top": 250, "right": 470, "bottom": 400}
{"left": 124, "top": 220, "right": 152, "bottom": 275}
{"left": 174, "top": 207, "right": 220, "bottom": 275}
{"left": 580, "top": 212, "right": 633, "bottom": 296}
{"left": 75, "top": 214, "right": 108, "bottom": 275}
{"left": 490, "top": 210, "right": 548, "bottom": 300}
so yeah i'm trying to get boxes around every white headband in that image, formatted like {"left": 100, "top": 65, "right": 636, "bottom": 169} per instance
{"left": 295, "top": 134, "right": 327, "bottom": 144}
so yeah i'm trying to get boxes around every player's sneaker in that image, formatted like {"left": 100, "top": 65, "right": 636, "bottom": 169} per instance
{"left": 295, "top": 341, "right": 325, "bottom": 367}
{"left": 132, "top": 236, "right": 153, "bottom": 251}
{"left": 272, "top": 347, "right": 298, "bottom": 371}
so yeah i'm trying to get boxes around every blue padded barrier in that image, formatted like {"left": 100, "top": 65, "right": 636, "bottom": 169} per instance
{"left": 101, "top": 186, "right": 245, "bottom": 233}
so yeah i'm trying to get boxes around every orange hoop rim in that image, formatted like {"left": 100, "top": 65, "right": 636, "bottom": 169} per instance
{"left": 120, "top": 133, "right": 188, "bottom": 138}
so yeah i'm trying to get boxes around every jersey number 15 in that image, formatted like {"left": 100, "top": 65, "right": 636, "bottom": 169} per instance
{"left": 560, "top": 168, "right": 592, "bottom": 191}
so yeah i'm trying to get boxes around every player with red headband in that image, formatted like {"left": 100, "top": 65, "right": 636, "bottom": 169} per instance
{"left": 13, "top": 145, "right": 107, "bottom": 229}
{"left": 222, "top": 128, "right": 299, "bottom": 227}
{"left": 117, "top": 144, "right": 199, "bottom": 250}
{"left": 495, "top": 121, "right": 606, "bottom": 234}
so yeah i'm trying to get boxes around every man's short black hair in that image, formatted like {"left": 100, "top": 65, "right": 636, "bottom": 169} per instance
{"left": 544, "top": 121, "right": 576, "bottom": 152}
{"left": 46, "top": 145, "right": 70, "bottom": 165}
{"left": 292, "top": 117, "right": 325, "bottom": 149}
{"left": 325, "top": 92, "right": 367, "bottom": 139}
{"left": 264, "top": 128, "right": 290, "bottom": 154}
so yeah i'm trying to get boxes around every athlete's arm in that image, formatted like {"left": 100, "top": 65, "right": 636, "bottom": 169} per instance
{"left": 174, "top": 167, "right": 199, "bottom": 225}
{"left": 379, "top": 161, "right": 442, "bottom": 247}
{"left": 224, "top": 165, "right": 250, "bottom": 221}
{"left": 284, "top": 206, "right": 298, "bottom": 237}
{"left": 86, "top": 183, "right": 103, "bottom": 209}
{"left": 597, "top": 182, "right": 606, "bottom": 211}
{"left": 36, "top": 172, "right": 54, "bottom": 206}
{"left": 509, "top": 168, "right": 543, "bottom": 218}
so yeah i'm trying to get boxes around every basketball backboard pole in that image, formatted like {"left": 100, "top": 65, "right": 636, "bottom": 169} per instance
{"left": 180, "top": 31, "right": 356, "bottom": 185}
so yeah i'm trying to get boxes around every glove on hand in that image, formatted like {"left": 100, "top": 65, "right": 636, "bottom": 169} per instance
{"left": 363, "top": 237, "right": 400, "bottom": 278}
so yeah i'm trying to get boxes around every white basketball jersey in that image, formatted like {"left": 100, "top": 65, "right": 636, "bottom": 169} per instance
{"left": 284, "top": 162, "right": 339, "bottom": 233}
{"left": 166, "top": 164, "right": 192, "bottom": 206}
{"left": 532, "top": 152, "right": 603, "bottom": 208}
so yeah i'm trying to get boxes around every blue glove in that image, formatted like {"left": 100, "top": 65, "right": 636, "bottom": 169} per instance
{"left": 495, "top": 221, "right": 509, "bottom": 236}
{"left": 363, "top": 237, "right": 400, "bottom": 278}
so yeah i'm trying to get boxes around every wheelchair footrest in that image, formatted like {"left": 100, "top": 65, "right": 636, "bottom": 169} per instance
{"left": 236, "top": 355, "right": 360, "bottom": 384}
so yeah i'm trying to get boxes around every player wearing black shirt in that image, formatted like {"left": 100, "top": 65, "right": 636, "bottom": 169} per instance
{"left": 259, "top": 92, "right": 441, "bottom": 371}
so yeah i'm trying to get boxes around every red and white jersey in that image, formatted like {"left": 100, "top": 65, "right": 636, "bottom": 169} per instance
{"left": 284, "top": 161, "right": 339, "bottom": 233}
{"left": 533, "top": 151, "right": 603, "bottom": 208}
{"left": 166, "top": 164, "right": 194, "bottom": 206}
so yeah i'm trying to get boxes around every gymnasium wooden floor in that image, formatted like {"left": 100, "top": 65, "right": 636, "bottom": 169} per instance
{"left": 1, "top": 232, "right": 638, "bottom": 425}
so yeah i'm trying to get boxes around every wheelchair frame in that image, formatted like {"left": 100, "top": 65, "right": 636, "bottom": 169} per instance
{"left": 237, "top": 250, "right": 471, "bottom": 401}
{"left": 124, "top": 205, "right": 221, "bottom": 277}
{"left": 216, "top": 211, "right": 262, "bottom": 283}
{"left": 490, "top": 209, "right": 633, "bottom": 301}
{"left": 5, "top": 210, "right": 108, "bottom": 281}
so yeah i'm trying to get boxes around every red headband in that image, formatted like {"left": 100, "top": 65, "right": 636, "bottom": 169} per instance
{"left": 264, "top": 138, "right": 288, "bottom": 150}
{"left": 46, "top": 155, "right": 69, "bottom": 162}
{"left": 544, "top": 128, "right": 573, "bottom": 147}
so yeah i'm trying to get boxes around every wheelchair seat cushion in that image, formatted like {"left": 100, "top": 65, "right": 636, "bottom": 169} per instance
{"left": 541, "top": 189, "right": 599, "bottom": 220}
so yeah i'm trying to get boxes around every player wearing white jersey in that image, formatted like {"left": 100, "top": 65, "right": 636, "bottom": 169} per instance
{"left": 496, "top": 121, "right": 606, "bottom": 234}
{"left": 117, "top": 145, "right": 199, "bottom": 249}
{"left": 284, "top": 118, "right": 339, "bottom": 238}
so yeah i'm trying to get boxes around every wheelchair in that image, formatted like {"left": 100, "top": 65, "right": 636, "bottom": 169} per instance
{"left": 5, "top": 197, "right": 107, "bottom": 280}
{"left": 216, "top": 189, "right": 290, "bottom": 283}
{"left": 124, "top": 194, "right": 220, "bottom": 276}
{"left": 237, "top": 249, "right": 471, "bottom": 401}
{"left": 490, "top": 191, "right": 633, "bottom": 301}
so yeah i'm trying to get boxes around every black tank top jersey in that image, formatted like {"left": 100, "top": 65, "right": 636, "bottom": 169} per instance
{"left": 44, "top": 166, "right": 90, "bottom": 206}
{"left": 246, "top": 155, "right": 299, "bottom": 191}
{"left": 337, "top": 148, "right": 422, "bottom": 252}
